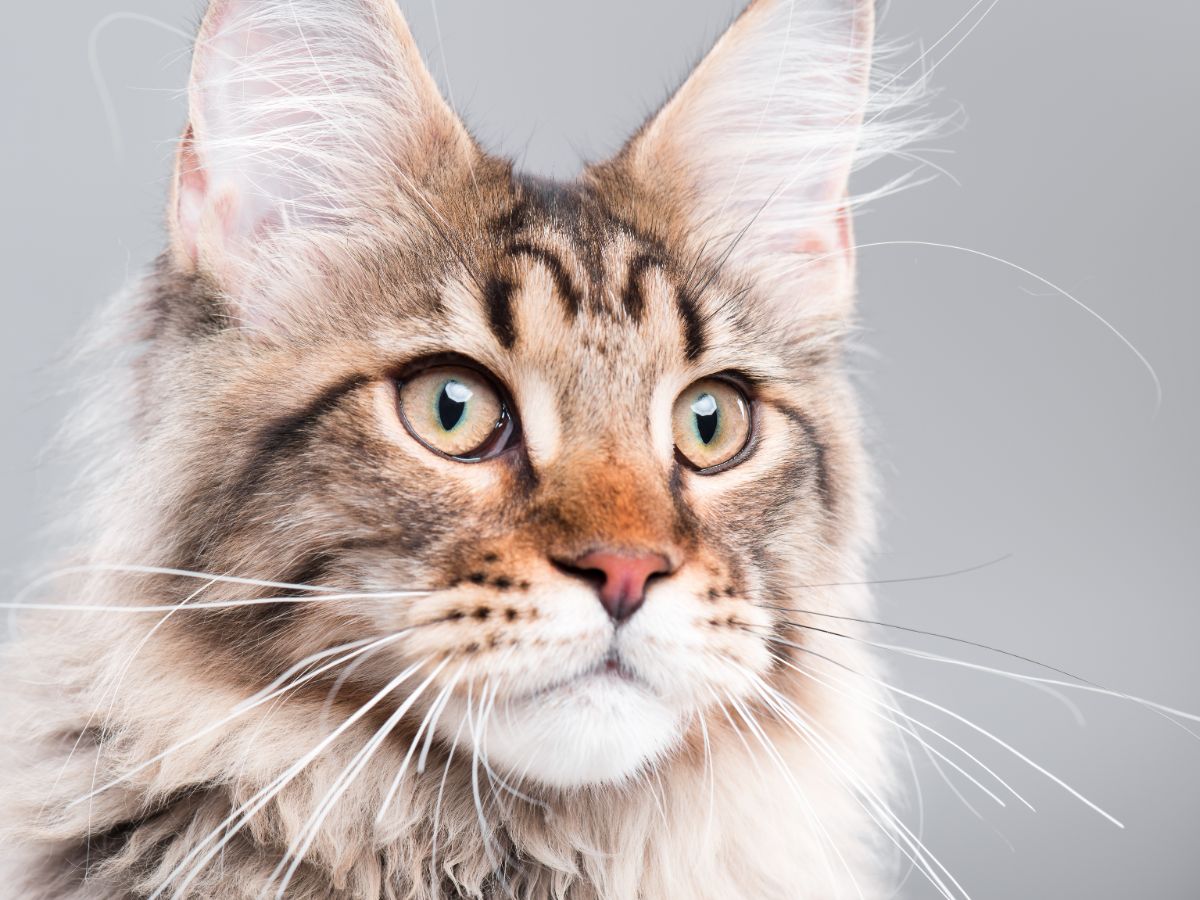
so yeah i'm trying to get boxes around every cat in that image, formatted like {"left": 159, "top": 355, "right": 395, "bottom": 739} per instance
{"left": 0, "top": 0, "right": 925, "bottom": 897}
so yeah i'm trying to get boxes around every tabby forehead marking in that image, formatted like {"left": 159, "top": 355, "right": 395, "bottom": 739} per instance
{"left": 0, "top": 0, "right": 905, "bottom": 894}
{"left": 482, "top": 275, "right": 517, "bottom": 349}
{"left": 506, "top": 242, "right": 583, "bottom": 319}
{"left": 477, "top": 228, "right": 708, "bottom": 368}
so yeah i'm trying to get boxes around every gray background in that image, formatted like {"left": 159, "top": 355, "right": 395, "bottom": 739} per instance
{"left": 2, "top": 1, "right": 1197, "bottom": 897}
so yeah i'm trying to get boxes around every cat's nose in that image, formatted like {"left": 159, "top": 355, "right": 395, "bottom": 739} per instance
{"left": 557, "top": 550, "right": 672, "bottom": 623}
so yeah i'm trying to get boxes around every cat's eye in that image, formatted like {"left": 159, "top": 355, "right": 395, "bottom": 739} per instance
{"left": 672, "top": 377, "right": 753, "bottom": 472}
{"left": 397, "top": 364, "right": 515, "bottom": 461}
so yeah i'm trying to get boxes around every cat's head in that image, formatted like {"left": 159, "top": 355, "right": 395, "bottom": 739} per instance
{"left": 123, "top": 0, "right": 902, "bottom": 789}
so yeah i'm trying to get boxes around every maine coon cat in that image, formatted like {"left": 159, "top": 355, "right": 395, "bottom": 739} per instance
{"left": 0, "top": 0, "right": 925, "bottom": 896}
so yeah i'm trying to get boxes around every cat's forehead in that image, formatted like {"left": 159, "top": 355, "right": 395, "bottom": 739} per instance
{"left": 349, "top": 173, "right": 761, "bottom": 407}
{"left": 481, "top": 178, "right": 706, "bottom": 371}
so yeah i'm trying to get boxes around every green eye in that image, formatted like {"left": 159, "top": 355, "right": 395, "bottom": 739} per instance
{"left": 672, "top": 378, "right": 752, "bottom": 471}
{"left": 397, "top": 365, "right": 510, "bottom": 460}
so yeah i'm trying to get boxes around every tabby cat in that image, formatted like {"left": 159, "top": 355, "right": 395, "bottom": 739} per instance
{"left": 0, "top": 0, "right": 923, "bottom": 896}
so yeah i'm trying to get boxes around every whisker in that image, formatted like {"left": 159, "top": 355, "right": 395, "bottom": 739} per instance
{"left": 777, "top": 554, "right": 1013, "bottom": 593}
{"left": 801, "top": 240, "right": 1162, "bottom": 408}
{"left": 772, "top": 650, "right": 1028, "bottom": 810}
{"left": 764, "top": 611, "right": 1200, "bottom": 734}
{"left": 713, "top": 686, "right": 863, "bottom": 900}
{"left": 429, "top": 701, "right": 469, "bottom": 898}
{"left": 644, "top": 766, "right": 671, "bottom": 832}
{"left": 465, "top": 680, "right": 511, "bottom": 887}
{"left": 14, "top": 563, "right": 353, "bottom": 598}
{"left": 1, "top": 588, "right": 430, "bottom": 615}
{"left": 471, "top": 657, "right": 545, "bottom": 811}
{"left": 376, "top": 667, "right": 463, "bottom": 824}
{"left": 269, "top": 660, "right": 448, "bottom": 898}
{"left": 81, "top": 576, "right": 224, "bottom": 880}
{"left": 71, "top": 629, "right": 413, "bottom": 808}
{"left": 155, "top": 657, "right": 434, "bottom": 899}
{"left": 757, "top": 629, "right": 1126, "bottom": 829}
{"left": 40, "top": 577, "right": 221, "bottom": 821}
{"left": 237, "top": 636, "right": 380, "bottom": 711}
{"left": 742, "top": 676, "right": 967, "bottom": 900}
{"left": 887, "top": 699, "right": 935, "bottom": 899}
{"left": 696, "top": 711, "right": 717, "bottom": 850}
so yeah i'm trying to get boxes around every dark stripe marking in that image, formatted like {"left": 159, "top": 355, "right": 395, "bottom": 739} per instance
{"left": 675, "top": 287, "right": 706, "bottom": 361}
{"left": 490, "top": 198, "right": 531, "bottom": 239}
{"left": 169, "top": 374, "right": 370, "bottom": 618}
{"left": 484, "top": 275, "right": 518, "bottom": 348}
{"left": 622, "top": 253, "right": 665, "bottom": 323}
{"left": 236, "top": 374, "right": 371, "bottom": 500}
{"left": 508, "top": 243, "right": 582, "bottom": 319}
{"left": 777, "top": 404, "right": 833, "bottom": 510}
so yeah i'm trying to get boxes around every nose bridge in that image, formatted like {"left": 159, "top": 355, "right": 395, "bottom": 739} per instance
{"left": 539, "top": 449, "right": 678, "bottom": 555}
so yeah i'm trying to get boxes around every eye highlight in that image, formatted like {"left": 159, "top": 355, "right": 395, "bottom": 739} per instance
{"left": 672, "top": 377, "right": 753, "bottom": 472}
{"left": 397, "top": 365, "right": 515, "bottom": 461}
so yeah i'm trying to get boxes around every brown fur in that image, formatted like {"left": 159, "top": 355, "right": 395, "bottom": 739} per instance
{"left": 0, "top": 1, "right": 915, "bottom": 897}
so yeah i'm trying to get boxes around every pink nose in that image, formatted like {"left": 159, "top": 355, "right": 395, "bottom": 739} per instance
{"left": 566, "top": 550, "right": 672, "bottom": 623}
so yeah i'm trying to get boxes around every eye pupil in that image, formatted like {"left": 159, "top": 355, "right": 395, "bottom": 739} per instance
{"left": 398, "top": 365, "right": 512, "bottom": 461}
{"left": 692, "top": 393, "right": 720, "bottom": 445}
{"left": 672, "top": 378, "right": 751, "bottom": 472}
{"left": 437, "top": 380, "right": 470, "bottom": 431}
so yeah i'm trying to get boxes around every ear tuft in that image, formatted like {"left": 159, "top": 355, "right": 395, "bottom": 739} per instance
{"left": 607, "top": 0, "right": 927, "bottom": 320}
{"left": 170, "top": 0, "right": 472, "bottom": 291}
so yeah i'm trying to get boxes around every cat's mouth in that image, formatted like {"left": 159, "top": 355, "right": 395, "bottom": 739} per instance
{"left": 517, "top": 647, "right": 643, "bottom": 703}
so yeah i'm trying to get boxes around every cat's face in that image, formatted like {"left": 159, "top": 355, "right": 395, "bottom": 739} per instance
{"left": 142, "top": 0, "right": 880, "bottom": 790}
{"left": 159, "top": 173, "right": 851, "bottom": 788}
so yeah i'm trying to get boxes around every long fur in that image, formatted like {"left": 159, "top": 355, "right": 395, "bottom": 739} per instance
{"left": 0, "top": 1, "right": 930, "bottom": 897}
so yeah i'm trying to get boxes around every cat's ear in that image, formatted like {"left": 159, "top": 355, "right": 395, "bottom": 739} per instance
{"left": 612, "top": 0, "right": 888, "bottom": 320}
{"left": 170, "top": 0, "right": 473, "bottom": 295}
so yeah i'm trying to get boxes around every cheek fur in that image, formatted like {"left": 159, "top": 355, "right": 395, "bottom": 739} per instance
{"left": 2, "top": 0, "right": 915, "bottom": 894}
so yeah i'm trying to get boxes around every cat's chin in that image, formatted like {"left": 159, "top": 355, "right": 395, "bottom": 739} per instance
{"left": 449, "top": 670, "right": 685, "bottom": 789}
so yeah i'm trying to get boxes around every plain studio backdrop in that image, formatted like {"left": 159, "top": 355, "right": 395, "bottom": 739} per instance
{"left": 2, "top": 2, "right": 1197, "bottom": 897}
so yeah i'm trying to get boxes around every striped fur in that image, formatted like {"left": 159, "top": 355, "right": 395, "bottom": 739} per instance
{"left": 0, "top": 1, "right": 926, "bottom": 897}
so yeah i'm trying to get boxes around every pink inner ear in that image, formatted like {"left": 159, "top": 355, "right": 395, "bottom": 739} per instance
{"left": 175, "top": 126, "right": 207, "bottom": 264}
{"left": 795, "top": 234, "right": 830, "bottom": 256}
{"left": 175, "top": 123, "right": 250, "bottom": 274}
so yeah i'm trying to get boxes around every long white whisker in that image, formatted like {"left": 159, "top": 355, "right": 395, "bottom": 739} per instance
{"left": 14, "top": 563, "right": 349, "bottom": 598}
{"left": 806, "top": 240, "right": 1162, "bottom": 408}
{"left": 2, "top": 589, "right": 429, "bottom": 614}
{"left": 88, "top": 12, "right": 195, "bottom": 160}
{"left": 81, "top": 576, "right": 222, "bottom": 878}
{"left": 157, "top": 657, "right": 433, "bottom": 899}
{"left": 40, "top": 577, "right": 219, "bottom": 822}
{"left": 777, "top": 652, "right": 1028, "bottom": 810}
{"left": 70, "top": 630, "right": 412, "bottom": 808}
{"left": 885, "top": 701, "right": 930, "bottom": 900}
{"left": 376, "top": 667, "right": 463, "bottom": 824}
{"left": 714, "top": 687, "right": 862, "bottom": 900}
{"left": 772, "top": 611, "right": 1200, "bottom": 733}
{"left": 465, "top": 680, "right": 511, "bottom": 887}
{"left": 472, "top": 658, "right": 546, "bottom": 811}
{"left": 237, "top": 637, "right": 379, "bottom": 711}
{"left": 875, "top": 640, "right": 1200, "bottom": 731}
{"left": 429, "top": 704, "right": 469, "bottom": 898}
{"left": 696, "top": 711, "right": 718, "bottom": 851}
{"left": 270, "top": 658, "right": 449, "bottom": 898}
{"left": 762, "top": 632, "right": 1125, "bottom": 829}
{"left": 741, "top": 677, "right": 965, "bottom": 900}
